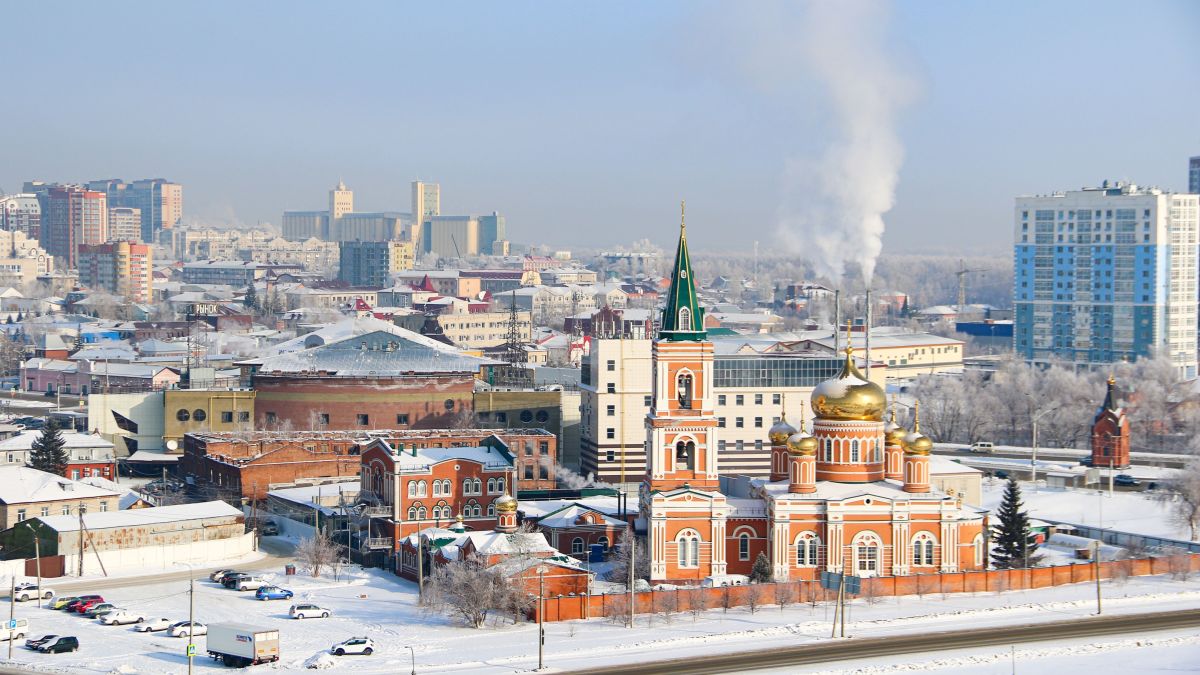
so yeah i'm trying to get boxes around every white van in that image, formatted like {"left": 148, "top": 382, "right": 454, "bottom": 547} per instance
{"left": 701, "top": 574, "right": 749, "bottom": 588}
{"left": 970, "top": 442, "right": 994, "bottom": 454}
{"left": 0, "top": 618, "right": 29, "bottom": 642}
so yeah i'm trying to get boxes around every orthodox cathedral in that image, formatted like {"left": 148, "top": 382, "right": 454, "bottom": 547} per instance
{"left": 639, "top": 210, "right": 988, "bottom": 583}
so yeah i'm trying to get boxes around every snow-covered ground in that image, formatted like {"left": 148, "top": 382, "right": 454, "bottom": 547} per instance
{"left": 980, "top": 478, "right": 1189, "bottom": 540}
{"left": 3, "top": 565, "right": 1200, "bottom": 674}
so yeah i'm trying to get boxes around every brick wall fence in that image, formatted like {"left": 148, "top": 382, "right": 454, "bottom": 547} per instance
{"left": 531, "top": 553, "right": 1200, "bottom": 622}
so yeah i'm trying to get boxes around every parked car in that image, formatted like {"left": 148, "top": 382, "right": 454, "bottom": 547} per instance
{"left": 1079, "top": 457, "right": 1094, "bottom": 467}
{"left": 216, "top": 571, "right": 245, "bottom": 586}
{"left": 100, "top": 610, "right": 146, "bottom": 626}
{"left": 1114, "top": 474, "right": 1142, "bottom": 487}
{"left": 135, "top": 618, "right": 172, "bottom": 633}
{"left": 168, "top": 621, "right": 207, "bottom": 638}
{"left": 331, "top": 637, "right": 375, "bottom": 656}
{"left": 222, "top": 573, "right": 254, "bottom": 589}
{"left": 69, "top": 596, "right": 105, "bottom": 613}
{"left": 37, "top": 636, "right": 78, "bottom": 654}
{"left": 210, "top": 569, "right": 235, "bottom": 583}
{"left": 13, "top": 583, "right": 53, "bottom": 602}
{"left": 259, "top": 521, "right": 279, "bottom": 536}
{"left": 289, "top": 604, "right": 330, "bottom": 620}
{"left": 50, "top": 596, "right": 79, "bottom": 610}
{"left": 969, "top": 441, "right": 994, "bottom": 454}
{"left": 994, "top": 470, "right": 1010, "bottom": 479}
{"left": 236, "top": 576, "right": 269, "bottom": 592}
{"left": 701, "top": 574, "right": 749, "bottom": 588}
{"left": 24, "top": 634, "right": 57, "bottom": 650}
{"left": 255, "top": 586, "right": 293, "bottom": 601}
{"left": 0, "top": 618, "right": 29, "bottom": 641}
{"left": 84, "top": 603, "right": 118, "bottom": 619}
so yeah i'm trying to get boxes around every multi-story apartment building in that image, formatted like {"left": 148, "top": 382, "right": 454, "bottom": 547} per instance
{"left": 1014, "top": 182, "right": 1199, "bottom": 376}
{"left": 0, "top": 230, "right": 53, "bottom": 286}
{"left": 1190, "top": 156, "right": 1200, "bottom": 194}
{"left": 338, "top": 240, "right": 416, "bottom": 287}
{"left": 38, "top": 185, "right": 107, "bottom": 268}
{"left": 435, "top": 306, "right": 532, "bottom": 348}
{"left": 107, "top": 207, "right": 142, "bottom": 242}
{"left": 0, "top": 193, "right": 41, "bottom": 238}
{"left": 77, "top": 241, "right": 153, "bottom": 303}
{"left": 181, "top": 260, "right": 303, "bottom": 286}
{"left": 579, "top": 338, "right": 868, "bottom": 489}
{"left": 393, "top": 270, "right": 483, "bottom": 298}
{"left": 86, "top": 178, "right": 182, "bottom": 242}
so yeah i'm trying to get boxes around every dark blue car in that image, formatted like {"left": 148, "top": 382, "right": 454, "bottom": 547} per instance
{"left": 255, "top": 586, "right": 293, "bottom": 601}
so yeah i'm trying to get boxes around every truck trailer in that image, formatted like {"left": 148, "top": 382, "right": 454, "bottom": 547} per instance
{"left": 206, "top": 622, "right": 280, "bottom": 668}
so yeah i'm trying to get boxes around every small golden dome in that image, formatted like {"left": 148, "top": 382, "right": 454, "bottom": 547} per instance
{"left": 886, "top": 423, "right": 908, "bottom": 444}
{"left": 903, "top": 431, "right": 932, "bottom": 455}
{"left": 768, "top": 416, "right": 797, "bottom": 445}
{"left": 811, "top": 346, "right": 886, "bottom": 422}
{"left": 786, "top": 431, "right": 818, "bottom": 456}
{"left": 495, "top": 493, "right": 518, "bottom": 513}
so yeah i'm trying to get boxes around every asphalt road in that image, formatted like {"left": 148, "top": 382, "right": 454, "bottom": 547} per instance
{"left": 571, "top": 608, "right": 1200, "bottom": 675}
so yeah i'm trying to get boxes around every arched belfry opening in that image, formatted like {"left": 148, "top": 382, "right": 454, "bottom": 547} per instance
{"left": 675, "top": 439, "right": 696, "bottom": 470}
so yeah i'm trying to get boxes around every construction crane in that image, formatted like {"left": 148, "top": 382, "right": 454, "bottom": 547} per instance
{"left": 955, "top": 259, "right": 984, "bottom": 316}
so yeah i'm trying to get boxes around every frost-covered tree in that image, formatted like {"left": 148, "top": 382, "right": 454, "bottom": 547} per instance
{"left": 425, "top": 556, "right": 503, "bottom": 628}
{"left": 1154, "top": 460, "right": 1200, "bottom": 541}
{"left": 749, "top": 551, "right": 773, "bottom": 584}
{"left": 606, "top": 529, "right": 649, "bottom": 584}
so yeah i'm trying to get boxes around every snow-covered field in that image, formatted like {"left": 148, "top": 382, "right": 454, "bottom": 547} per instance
{"left": 980, "top": 478, "right": 1188, "bottom": 540}
{"left": 3, "top": 564, "right": 1200, "bottom": 674}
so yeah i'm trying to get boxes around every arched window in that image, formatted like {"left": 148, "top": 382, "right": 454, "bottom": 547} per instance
{"left": 496, "top": 478, "right": 505, "bottom": 494}
{"left": 487, "top": 478, "right": 496, "bottom": 494}
{"left": 973, "top": 534, "right": 985, "bottom": 567}
{"left": 676, "top": 372, "right": 693, "bottom": 409}
{"left": 462, "top": 478, "right": 472, "bottom": 495}
{"left": 443, "top": 480, "right": 453, "bottom": 496}
{"left": 676, "top": 530, "right": 701, "bottom": 568}
{"left": 738, "top": 532, "right": 750, "bottom": 561}
{"left": 473, "top": 504, "right": 482, "bottom": 517}
{"left": 408, "top": 482, "right": 417, "bottom": 498}
{"left": 407, "top": 506, "right": 417, "bottom": 520}
{"left": 912, "top": 533, "right": 936, "bottom": 566}
{"left": 796, "top": 532, "right": 820, "bottom": 567}
{"left": 487, "top": 503, "right": 496, "bottom": 517}
{"left": 417, "top": 506, "right": 427, "bottom": 520}
{"left": 824, "top": 439, "right": 833, "bottom": 462}
{"left": 417, "top": 481, "right": 427, "bottom": 498}
{"left": 675, "top": 439, "right": 696, "bottom": 471}
{"left": 572, "top": 537, "right": 585, "bottom": 555}
{"left": 432, "top": 481, "right": 442, "bottom": 497}
{"left": 853, "top": 532, "right": 881, "bottom": 576}
{"left": 598, "top": 536, "right": 610, "bottom": 551}
{"left": 678, "top": 307, "right": 692, "bottom": 332}
{"left": 851, "top": 439, "right": 860, "bottom": 462}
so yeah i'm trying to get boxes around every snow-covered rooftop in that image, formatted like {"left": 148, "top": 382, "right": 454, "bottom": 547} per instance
{"left": 0, "top": 430, "right": 114, "bottom": 452}
{"left": 35, "top": 500, "right": 242, "bottom": 532}
{"left": 0, "top": 466, "right": 121, "bottom": 504}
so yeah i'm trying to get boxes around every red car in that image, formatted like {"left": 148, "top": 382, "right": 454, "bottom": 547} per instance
{"left": 73, "top": 597, "right": 106, "bottom": 614}
{"left": 65, "top": 596, "right": 102, "bottom": 613}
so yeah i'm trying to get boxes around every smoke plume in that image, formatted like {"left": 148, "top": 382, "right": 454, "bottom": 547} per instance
{"left": 539, "top": 457, "right": 612, "bottom": 490}
{"left": 776, "top": 0, "right": 917, "bottom": 284}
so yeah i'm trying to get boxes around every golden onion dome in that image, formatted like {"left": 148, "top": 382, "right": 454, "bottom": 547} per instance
{"left": 903, "top": 431, "right": 932, "bottom": 455}
{"left": 786, "top": 431, "right": 818, "bottom": 456}
{"left": 495, "top": 493, "right": 518, "bottom": 513}
{"left": 768, "top": 415, "right": 798, "bottom": 445}
{"left": 886, "top": 423, "right": 908, "bottom": 445}
{"left": 811, "top": 346, "right": 886, "bottom": 422}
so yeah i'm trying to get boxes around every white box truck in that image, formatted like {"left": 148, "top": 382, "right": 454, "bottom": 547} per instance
{"left": 206, "top": 623, "right": 280, "bottom": 668}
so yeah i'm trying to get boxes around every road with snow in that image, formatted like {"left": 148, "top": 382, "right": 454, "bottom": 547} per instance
{"left": 572, "top": 608, "right": 1200, "bottom": 674}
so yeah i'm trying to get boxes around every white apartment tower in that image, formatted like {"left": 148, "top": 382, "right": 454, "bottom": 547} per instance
{"left": 1014, "top": 182, "right": 1199, "bottom": 377}
{"left": 411, "top": 181, "right": 440, "bottom": 245}
{"left": 329, "top": 181, "right": 354, "bottom": 220}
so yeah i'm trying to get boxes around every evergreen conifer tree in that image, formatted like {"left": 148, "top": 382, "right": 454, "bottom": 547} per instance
{"left": 749, "top": 551, "right": 773, "bottom": 583}
{"left": 243, "top": 283, "right": 258, "bottom": 311}
{"left": 991, "top": 478, "right": 1040, "bottom": 569}
{"left": 29, "top": 418, "right": 69, "bottom": 477}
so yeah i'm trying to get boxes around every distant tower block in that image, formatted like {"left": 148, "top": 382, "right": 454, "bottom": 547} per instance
{"left": 1091, "top": 376, "right": 1130, "bottom": 469}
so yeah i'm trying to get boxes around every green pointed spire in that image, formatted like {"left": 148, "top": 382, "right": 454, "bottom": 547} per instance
{"left": 659, "top": 200, "right": 705, "bottom": 341}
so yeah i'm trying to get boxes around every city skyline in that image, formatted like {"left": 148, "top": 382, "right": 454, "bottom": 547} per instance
{"left": 1, "top": 1, "right": 1196, "bottom": 258}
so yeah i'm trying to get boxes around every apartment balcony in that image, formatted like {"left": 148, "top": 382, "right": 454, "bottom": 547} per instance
{"left": 363, "top": 537, "right": 393, "bottom": 550}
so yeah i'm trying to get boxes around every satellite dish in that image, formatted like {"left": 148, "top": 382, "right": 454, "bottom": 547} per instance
{"left": 166, "top": 439, "right": 179, "bottom": 451}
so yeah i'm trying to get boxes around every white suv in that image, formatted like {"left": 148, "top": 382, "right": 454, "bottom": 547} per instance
{"left": 331, "top": 637, "right": 375, "bottom": 656}
{"left": 13, "top": 584, "right": 52, "bottom": 602}
{"left": 236, "top": 576, "right": 269, "bottom": 591}
{"left": 290, "top": 603, "right": 331, "bottom": 620}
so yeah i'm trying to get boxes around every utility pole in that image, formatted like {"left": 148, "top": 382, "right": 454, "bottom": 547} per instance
{"left": 23, "top": 523, "right": 40, "bottom": 608}
{"left": 77, "top": 504, "right": 84, "bottom": 577}
{"left": 8, "top": 575, "right": 14, "bottom": 659}
{"left": 1093, "top": 540, "right": 1102, "bottom": 615}
{"left": 537, "top": 565, "right": 546, "bottom": 671}
{"left": 188, "top": 576, "right": 195, "bottom": 675}
{"left": 627, "top": 531, "right": 635, "bottom": 629}
{"left": 416, "top": 536, "right": 424, "bottom": 605}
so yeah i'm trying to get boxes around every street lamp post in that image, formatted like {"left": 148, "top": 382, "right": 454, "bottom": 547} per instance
{"left": 22, "top": 523, "right": 40, "bottom": 608}
{"left": 1030, "top": 406, "right": 1058, "bottom": 490}
{"left": 405, "top": 644, "right": 416, "bottom": 675}
{"left": 537, "top": 564, "right": 548, "bottom": 671}
{"left": 174, "top": 562, "right": 196, "bottom": 675}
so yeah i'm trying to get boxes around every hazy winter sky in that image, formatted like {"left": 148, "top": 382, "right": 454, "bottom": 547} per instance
{"left": 2, "top": 1, "right": 1196, "bottom": 256}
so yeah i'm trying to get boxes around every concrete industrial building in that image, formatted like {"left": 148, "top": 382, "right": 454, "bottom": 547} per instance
{"left": 282, "top": 181, "right": 412, "bottom": 243}
{"left": 421, "top": 213, "right": 506, "bottom": 258}
{"left": 1014, "top": 182, "right": 1199, "bottom": 376}
{"left": 77, "top": 241, "right": 153, "bottom": 303}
